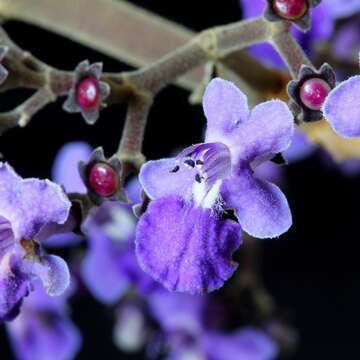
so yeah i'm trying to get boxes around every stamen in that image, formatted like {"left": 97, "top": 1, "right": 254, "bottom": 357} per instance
{"left": 195, "top": 174, "right": 203, "bottom": 183}
{"left": 170, "top": 165, "right": 180, "bottom": 173}
{"left": 184, "top": 159, "right": 195, "bottom": 168}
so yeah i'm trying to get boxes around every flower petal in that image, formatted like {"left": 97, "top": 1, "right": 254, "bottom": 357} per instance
{"left": 52, "top": 142, "right": 92, "bottom": 194}
{"left": 222, "top": 168, "right": 292, "bottom": 238}
{"left": 135, "top": 196, "right": 242, "bottom": 294}
{"left": 204, "top": 78, "right": 249, "bottom": 143}
{"left": 0, "top": 162, "right": 21, "bottom": 191}
{"left": 231, "top": 100, "right": 294, "bottom": 164}
{"left": 16, "top": 179, "right": 71, "bottom": 239}
{"left": 202, "top": 328, "right": 278, "bottom": 360}
{"left": 147, "top": 289, "right": 204, "bottom": 335}
{"left": 0, "top": 255, "right": 30, "bottom": 321}
{"left": 81, "top": 230, "right": 130, "bottom": 304}
{"left": 0, "top": 217, "right": 16, "bottom": 259}
{"left": 323, "top": 76, "right": 360, "bottom": 138}
{"left": 30, "top": 255, "right": 70, "bottom": 296}
{"left": 283, "top": 130, "right": 316, "bottom": 163}
{"left": 7, "top": 303, "right": 82, "bottom": 360}
{"left": 139, "top": 158, "right": 196, "bottom": 201}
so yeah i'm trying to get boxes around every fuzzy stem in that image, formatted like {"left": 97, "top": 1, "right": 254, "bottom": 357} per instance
{"left": 0, "top": 0, "right": 203, "bottom": 90}
{"left": 117, "top": 94, "right": 152, "bottom": 170}
{"left": 270, "top": 22, "right": 314, "bottom": 77}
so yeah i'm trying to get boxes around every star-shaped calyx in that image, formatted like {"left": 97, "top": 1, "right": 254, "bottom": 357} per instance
{"left": 264, "top": 0, "right": 321, "bottom": 32}
{"left": 287, "top": 63, "right": 335, "bottom": 122}
{"left": 63, "top": 60, "right": 110, "bottom": 124}
{"left": 78, "top": 148, "right": 127, "bottom": 205}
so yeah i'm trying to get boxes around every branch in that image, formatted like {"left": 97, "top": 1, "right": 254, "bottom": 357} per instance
{"left": 0, "top": 0, "right": 318, "bottom": 171}
{"left": 0, "top": 0, "right": 203, "bottom": 90}
{"left": 0, "top": 88, "right": 55, "bottom": 133}
{"left": 270, "top": 22, "right": 313, "bottom": 77}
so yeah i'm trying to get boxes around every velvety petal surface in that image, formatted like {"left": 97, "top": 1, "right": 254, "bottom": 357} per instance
{"left": 0, "top": 164, "right": 23, "bottom": 241}
{"left": 323, "top": 76, "right": 360, "bottom": 137}
{"left": 52, "top": 141, "right": 92, "bottom": 193}
{"left": 17, "top": 179, "right": 71, "bottom": 239}
{"left": 0, "top": 217, "right": 15, "bottom": 260}
{"left": 135, "top": 195, "right": 242, "bottom": 294}
{"left": 204, "top": 78, "right": 249, "bottom": 144}
{"left": 222, "top": 167, "right": 292, "bottom": 238}
{"left": 139, "top": 158, "right": 197, "bottom": 201}
{"left": 202, "top": 328, "right": 278, "bottom": 360}
{"left": 0, "top": 255, "right": 30, "bottom": 322}
{"left": 231, "top": 100, "right": 294, "bottom": 164}
{"left": 28, "top": 255, "right": 70, "bottom": 296}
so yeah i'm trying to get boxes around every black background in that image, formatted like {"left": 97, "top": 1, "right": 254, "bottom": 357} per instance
{"left": 0, "top": 1, "right": 359, "bottom": 359}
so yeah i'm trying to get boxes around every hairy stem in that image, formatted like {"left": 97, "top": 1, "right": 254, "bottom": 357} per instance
{"left": 0, "top": 0, "right": 316, "bottom": 172}
{"left": 117, "top": 94, "right": 152, "bottom": 171}
{"left": 0, "top": 0, "right": 203, "bottom": 90}
{"left": 270, "top": 22, "right": 313, "bottom": 77}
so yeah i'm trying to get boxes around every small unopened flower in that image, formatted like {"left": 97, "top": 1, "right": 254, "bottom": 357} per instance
{"left": 264, "top": 0, "right": 321, "bottom": 32}
{"left": 0, "top": 163, "right": 71, "bottom": 322}
{"left": 135, "top": 78, "right": 294, "bottom": 294}
{"left": 78, "top": 147, "right": 127, "bottom": 204}
{"left": 63, "top": 60, "right": 110, "bottom": 124}
{"left": 323, "top": 75, "right": 360, "bottom": 137}
{"left": 0, "top": 46, "right": 9, "bottom": 85}
{"left": 287, "top": 63, "right": 336, "bottom": 122}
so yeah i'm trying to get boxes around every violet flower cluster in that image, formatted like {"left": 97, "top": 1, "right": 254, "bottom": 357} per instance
{"left": 46, "top": 141, "right": 279, "bottom": 360}
{"left": 136, "top": 78, "right": 294, "bottom": 294}
{"left": 2, "top": 2, "right": 360, "bottom": 359}
{"left": 0, "top": 163, "right": 71, "bottom": 322}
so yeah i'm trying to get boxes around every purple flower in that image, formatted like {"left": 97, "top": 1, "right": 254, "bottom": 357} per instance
{"left": 50, "top": 141, "right": 152, "bottom": 304}
{"left": 0, "top": 163, "right": 71, "bottom": 321}
{"left": 323, "top": 76, "right": 360, "bottom": 137}
{"left": 147, "top": 289, "right": 278, "bottom": 360}
{"left": 80, "top": 201, "right": 137, "bottom": 304}
{"left": 52, "top": 141, "right": 92, "bottom": 195}
{"left": 6, "top": 280, "right": 81, "bottom": 360}
{"left": 45, "top": 141, "right": 92, "bottom": 248}
{"left": 201, "top": 329, "right": 278, "bottom": 360}
{"left": 136, "top": 78, "right": 293, "bottom": 294}
{"left": 81, "top": 182, "right": 156, "bottom": 304}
